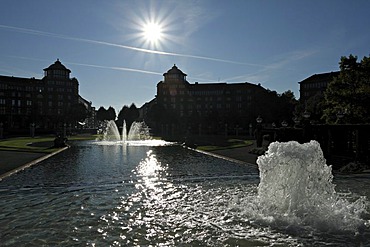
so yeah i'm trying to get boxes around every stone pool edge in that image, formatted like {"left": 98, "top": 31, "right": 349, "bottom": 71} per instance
{"left": 191, "top": 147, "right": 258, "bottom": 167}
{"left": 0, "top": 146, "right": 69, "bottom": 180}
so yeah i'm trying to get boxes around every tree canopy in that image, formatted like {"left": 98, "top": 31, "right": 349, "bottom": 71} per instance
{"left": 117, "top": 103, "right": 139, "bottom": 128}
{"left": 97, "top": 106, "right": 116, "bottom": 121}
{"left": 67, "top": 103, "right": 89, "bottom": 123}
{"left": 322, "top": 55, "right": 370, "bottom": 124}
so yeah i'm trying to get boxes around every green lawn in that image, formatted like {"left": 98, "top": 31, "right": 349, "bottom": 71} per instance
{"left": 0, "top": 135, "right": 97, "bottom": 153}
{"left": 197, "top": 139, "right": 253, "bottom": 152}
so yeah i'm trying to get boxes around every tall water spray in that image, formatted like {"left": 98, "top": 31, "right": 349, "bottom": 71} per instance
{"left": 122, "top": 120, "right": 127, "bottom": 143}
{"left": 101, "top": 120, "right": 151, "bottom": 142}
{"left": 127, "top": 121, "right": 151, "bottom": 141}
{"left": 102, "top": 120, "right": 121, "bottom": 142}
{"left": 256, "top": 140, "right": 368, "bottom": 232}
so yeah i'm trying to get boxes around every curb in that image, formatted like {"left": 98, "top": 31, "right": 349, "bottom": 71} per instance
{"left": 0, "top": 146, "right": 69, "bottom": 180}
{"left": 187, "top": 146, "right": 258, "bottom": 167}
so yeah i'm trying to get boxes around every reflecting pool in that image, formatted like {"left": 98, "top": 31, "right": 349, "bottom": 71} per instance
{"left": 0, "top": 141, "right": 369, "bottom": 246}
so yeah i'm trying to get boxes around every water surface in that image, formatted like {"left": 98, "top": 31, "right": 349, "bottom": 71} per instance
{"left": 0, "top": 141, "right": 369, "bottom": 246}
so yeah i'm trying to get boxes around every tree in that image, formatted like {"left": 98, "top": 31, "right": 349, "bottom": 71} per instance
{"left": 67, "top": 103, "right": 89, "bottom": 123}
{"left": 96, "top": 106, "right": 116, "bottom": 122}
{"left": 106, "top": 106, "right": 117, "bottom": 121}
{"left": 255, "top": 89, "right": 297, "bottom": 125}
{"left": 322, "top": 55, "right": 370, "bottom": 124}
{"left": 117, "top": 103, "right": 139, "bottom": 128}
{"left": 117, "top": 105, "right": 129, "bottom": 127}
{"left": 97, "top": 106, "right": 107, "bottom": 121}
{"left": 295, "top": 92, "right": 326, "bottom": 124}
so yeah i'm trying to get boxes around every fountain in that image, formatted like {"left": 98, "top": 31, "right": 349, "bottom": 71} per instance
{"left": 127, "top": 121, "right": 151, "bottom": 141}
{"left": 121, "top": 120, "right": 127, "bottom": 143}
{"left": 100, "top": 120, "right": 151, "bottom": 142}
{"left": 0, "top": 139, "right": 368, "bottom": 245}
{"left": 102, "top": 120, "right": 121, "bottom": 142}
{"left": 255, "top": 140, "right": 368, "bottom": 232}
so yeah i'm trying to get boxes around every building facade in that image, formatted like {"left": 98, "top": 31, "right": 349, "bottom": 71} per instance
{"left": 299, "top": 71, "right": 339, "bottom": 103}
{"left": 152, "top": 65, "right": 268, "bottom": 135}
{"left": 0, "top": 59, "right": 93, "bottom": 133}
{"left": 79, "top": 95, "right": 97, "bottom": 129}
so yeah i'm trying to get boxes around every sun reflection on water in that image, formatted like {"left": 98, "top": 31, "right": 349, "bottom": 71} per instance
{"left": 137, "top": 150, "right": 165, "bottom": 177}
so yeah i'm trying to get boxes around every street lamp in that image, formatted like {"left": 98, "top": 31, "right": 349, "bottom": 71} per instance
{"left": 293, "top": 116, "right": 300, "bottom": 128}
{"left": 255, "top": 116, "right": 263, "bottom": 147}
{"left": 0, "top": 122, "right": 3, "bottom": 139}
{"left": 30, "top": 123, "right": 35, "bottom": 138}
{"left": 336, "top": 111, "right": 344, "bottom": 119}
{"left": 63, "top": 123, "right": 67, "bottom": 138}
{"left": 303, "top": 110, "right": 311, "bottom": 119}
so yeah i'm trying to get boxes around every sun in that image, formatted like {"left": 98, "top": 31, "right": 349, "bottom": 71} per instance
{"left": 142, "top": 22, "right": 163, "bottom": 44}
{"left": 126, "top": 4, "right": 174, "bottom": 50}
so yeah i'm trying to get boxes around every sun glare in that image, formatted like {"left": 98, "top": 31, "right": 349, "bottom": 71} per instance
{"left": 127, "top": 4, "right": 175, "bottom": 50}
{"left": 142, "top": 22, "right": 163, "bottom": 44}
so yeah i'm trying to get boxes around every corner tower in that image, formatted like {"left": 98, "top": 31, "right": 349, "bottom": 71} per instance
{"left": 162, "top": 64, "right": 188, "bottom": 84}
{"left": 43, "top": 59, "right": 71, "bottom": 79}
{"left": 156, "top": 65, "right": 190, "bottom": 114}
{"left": 42, "top": 59, "right": 79, "bottom": 122}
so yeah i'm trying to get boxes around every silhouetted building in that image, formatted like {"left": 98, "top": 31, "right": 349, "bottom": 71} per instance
{"left": 0, "top": 59, "right": 94, "bottom": 133}
{"left": 78, "top": 95, "right": 97, "bottom": 129}
{"left": 150, "top": 65, "right": 268, "bottom": 135}
{"left": 299, "top": 71, "right": 339, "bottom": 103}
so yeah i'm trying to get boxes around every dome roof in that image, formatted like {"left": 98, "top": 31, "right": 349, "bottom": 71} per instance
{"left": 163, "top": 64, "right": 187, "bottom": 76}
{"left": 44, "top": 59, "right": 71, "bottom": 72}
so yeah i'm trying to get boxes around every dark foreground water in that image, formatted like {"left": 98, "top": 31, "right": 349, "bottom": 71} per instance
{"left": 0, "top": 141, "right": 369, "bottom": 246}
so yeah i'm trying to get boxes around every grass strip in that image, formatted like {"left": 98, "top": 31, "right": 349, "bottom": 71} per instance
{"left": 197, "top": 139, "right": 253, "bottom": 152}
{"left": 0, "top": 135, "right": 97, "bottom": 153}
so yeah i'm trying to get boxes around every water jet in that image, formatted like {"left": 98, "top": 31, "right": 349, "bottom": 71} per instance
{"left": 100, "top": 120, "right": 151, "bottom": 142}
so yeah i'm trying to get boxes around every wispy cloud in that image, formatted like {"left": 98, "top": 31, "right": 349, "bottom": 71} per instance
{"left": 176, "top": 2, "right": 219, "bottom": 38}
{"left": 4, "top": 55, "right": 163, "bottom": 76}
{"left": 67, "top": 62, "right": 163, "bottom": 76}
{"left": 223, "top": 49, "right": 318, "bottom": 83}
{"left": 0, "top": 24, "right": 263, "bottom": 67}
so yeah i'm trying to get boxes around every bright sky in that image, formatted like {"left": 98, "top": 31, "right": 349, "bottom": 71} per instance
{"left": 1, "top": 0, "right": 370, "bottom": 111}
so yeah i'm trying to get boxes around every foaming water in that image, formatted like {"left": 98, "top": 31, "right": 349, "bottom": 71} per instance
{"left": 253, "top": 140, "right": 368, "bottom": 233}
{"left": 0, "top": 141, "right": 369, "bottom": 246}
